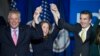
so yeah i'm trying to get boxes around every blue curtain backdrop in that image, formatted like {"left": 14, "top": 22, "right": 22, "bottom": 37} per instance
{"left": 15, "top": 0, "right": 70, "bottom": 24}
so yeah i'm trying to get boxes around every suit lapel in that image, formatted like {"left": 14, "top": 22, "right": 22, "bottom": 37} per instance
{"left": 81, "top": 25, "right": 92, "bottom": 44}
{"left": 17, "top": 26, "right": 25, "bottom": 45}
{"left": 84, "top": 26, "right": 92, "bottom": 43}
{"left": 6, "top": 26, "right": 15, "bottom": 45}
{"left": 77, "top": 25, "right": 83, "bottom": 42}
{"left": 78, "top": 25, "right": 92, "bottom": 43}
{"left": 5, "top": 26, "right": 26, "bottom": 46}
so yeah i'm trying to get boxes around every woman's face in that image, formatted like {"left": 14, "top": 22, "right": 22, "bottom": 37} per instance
{"left": 42, "top": 23, "right": 49, "bottom": 37}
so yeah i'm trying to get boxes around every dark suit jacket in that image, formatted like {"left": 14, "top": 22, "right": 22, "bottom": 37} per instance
{"left": 0, "top": 24, "right": 43, "bottom": 56}
{"left": 58, "top": 19, "right": 95, "bottom": 56}
{"left": 90, "top": 42, "right": 100, "bottom": 56}
{"left": 0, "top": 16, "right": 7, "bottom": 26}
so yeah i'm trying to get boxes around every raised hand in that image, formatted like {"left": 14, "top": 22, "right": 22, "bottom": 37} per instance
{"left": 33, "top": 6, "right": 42, "bottom": 24}
{"left": 50, "top": 3, "right": 60, "bottom": 25}
{"left": 50, "top": 3, "right": 60, "bottom": 19}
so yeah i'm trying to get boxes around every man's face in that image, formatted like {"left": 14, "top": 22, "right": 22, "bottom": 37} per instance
{"left": 80, "top": 14, "right": 91, "bottom": 28}
{"left": 8, "top": 13, "right": 20, "bottom": 29}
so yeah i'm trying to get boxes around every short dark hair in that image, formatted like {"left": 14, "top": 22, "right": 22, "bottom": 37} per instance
{"left": 80, "top": 10, "right": 92, "bottom": 19}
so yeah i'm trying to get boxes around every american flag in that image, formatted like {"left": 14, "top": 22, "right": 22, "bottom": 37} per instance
{"left": 10, "top": 0, "right": 17, "bottom": 10}
{"left": 39, "top": 0, "right": 51, "bottom": 21}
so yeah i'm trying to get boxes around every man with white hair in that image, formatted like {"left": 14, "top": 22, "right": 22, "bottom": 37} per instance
{"left": 0, "top": 9, "right": 43, "bottom": 56}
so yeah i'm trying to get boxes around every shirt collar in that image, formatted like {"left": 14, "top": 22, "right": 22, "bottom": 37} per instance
{"left": 11, "top": 27, "right": 19, "bottom": 31}
{"left": 82, "top": 25, "right": 90, "bottom": 31}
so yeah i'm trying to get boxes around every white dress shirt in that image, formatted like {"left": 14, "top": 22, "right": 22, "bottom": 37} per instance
{"left": 79, "top": 25, "right": 90, "bottom": 42}
{"left": 11, "top": 27, "right": 19, "bottom": 39}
